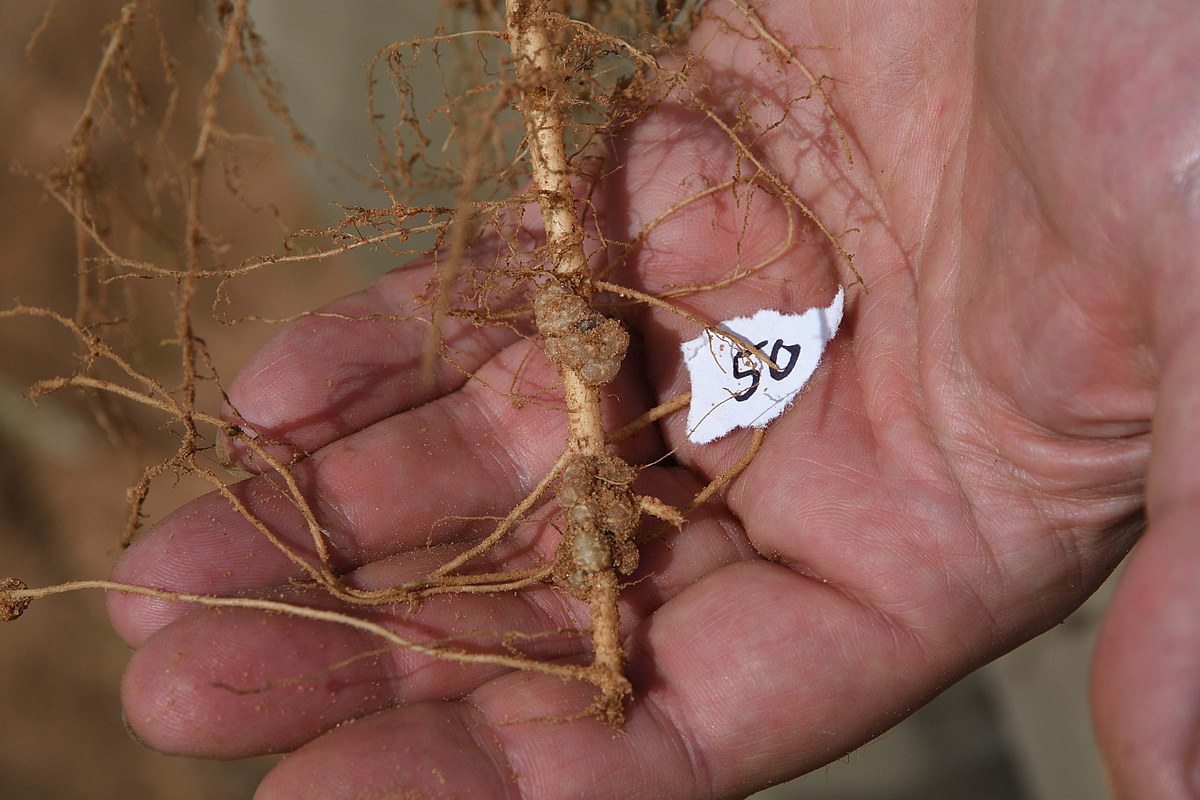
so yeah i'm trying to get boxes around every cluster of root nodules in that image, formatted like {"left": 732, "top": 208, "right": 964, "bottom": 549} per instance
{"left": 553, "top": 454, "right": 640, "bottom": 599}
{"left": 535, "top": 281, "right": 629, "bottom": 386}
{"left": 1, "top": 579, "right": 30, "bottom": 622}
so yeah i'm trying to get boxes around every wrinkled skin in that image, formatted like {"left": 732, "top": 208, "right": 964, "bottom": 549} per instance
{"left": 106, "top": 1, "right": 1200, "bottom": 797}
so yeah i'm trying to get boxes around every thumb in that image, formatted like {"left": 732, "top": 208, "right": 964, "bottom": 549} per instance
{"left": 1093, "top": 326, "right": 1200, "bottom": 799}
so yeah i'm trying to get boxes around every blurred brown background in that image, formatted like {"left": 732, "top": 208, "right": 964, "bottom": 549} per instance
{"left": 0, "top": 1, "right": 1114, "bottom": 798}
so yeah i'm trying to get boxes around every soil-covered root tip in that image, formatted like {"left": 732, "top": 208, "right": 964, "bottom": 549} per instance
{"left": 1, "top": 578, "right": 31, "bottom": 622}
{"left": 588, "top": 669, "right": 633, "bottom": 728}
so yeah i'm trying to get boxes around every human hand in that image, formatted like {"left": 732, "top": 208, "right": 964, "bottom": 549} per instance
{"left": 107, "top": 1, "right": 1200, "bottom": 797}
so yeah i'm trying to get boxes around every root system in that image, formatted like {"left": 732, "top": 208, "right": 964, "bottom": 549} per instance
{"left": 2, "top": 0, "right": 855, "bottom": 729}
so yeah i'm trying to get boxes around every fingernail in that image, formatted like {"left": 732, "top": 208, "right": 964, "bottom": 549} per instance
{"left": 121, "top": 709, "right": 153, "bottom": 751}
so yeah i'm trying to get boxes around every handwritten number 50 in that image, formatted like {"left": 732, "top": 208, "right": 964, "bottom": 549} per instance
{"left": 731, "top": 339, "right": 801, "bottom": 401}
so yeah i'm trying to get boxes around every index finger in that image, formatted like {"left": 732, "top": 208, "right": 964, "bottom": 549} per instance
{"left": 223, "top": 251, "right": 520, "bottom": 463}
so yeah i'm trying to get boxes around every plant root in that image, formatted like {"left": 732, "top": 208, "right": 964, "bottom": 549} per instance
{"left": 605, "top": 391, "right": 692, "bottom": 443}
{"left": 3, "top": 0, "right": 852, "bottom": 736}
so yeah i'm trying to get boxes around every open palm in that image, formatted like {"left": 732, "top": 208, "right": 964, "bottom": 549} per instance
{"left": 108, "top": 1, "right": 1200, "bottom": 797}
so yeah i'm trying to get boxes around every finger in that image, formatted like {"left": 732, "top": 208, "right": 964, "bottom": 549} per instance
{"left": 1092, "top": 511, "right": 1199, "bottom": 800}
{"left": 221, "top": 254, "right": 520, "bottom": 467}
{"left": 242, "top": 442, "right": 1147, "bottom": 800}
{"left": 248, "top": 562, "right": 979, "bottom": 799}
{"left": 1092, "top": 333, "right": 1200, "bottom": 800}
{"left": 109, "top": 339, "right": 661, "bottom": 647}
{"left": 118, "top": 584, "right": 576, "bottom": 757}
{"left": 118, "top": 467, "right": 759, "bottom": 757}
{"left": 223, "top": 174, "right": 613, "bottom": 469}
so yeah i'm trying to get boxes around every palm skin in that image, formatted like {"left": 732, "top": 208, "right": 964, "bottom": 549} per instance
{"left": 106, "top": 1, "right": 1200, "bottom": 797}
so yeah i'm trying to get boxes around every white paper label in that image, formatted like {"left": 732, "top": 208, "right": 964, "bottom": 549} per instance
{"left": 681, "top": 287, "right": 843, "bottom": 444}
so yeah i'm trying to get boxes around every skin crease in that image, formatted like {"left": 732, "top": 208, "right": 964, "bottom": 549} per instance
{"left": 101, "top": 0, "right": 1200, "bottom": 797}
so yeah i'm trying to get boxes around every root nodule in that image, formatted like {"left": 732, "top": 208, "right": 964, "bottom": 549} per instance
{"left": 552, "top": 453, "right": 639, "bottom": 601}
{"left": 1, "top": 579, "right": 31, "bottom": 622}
{"left": 536, "top": 281, "right": 629, "bottom": 388}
